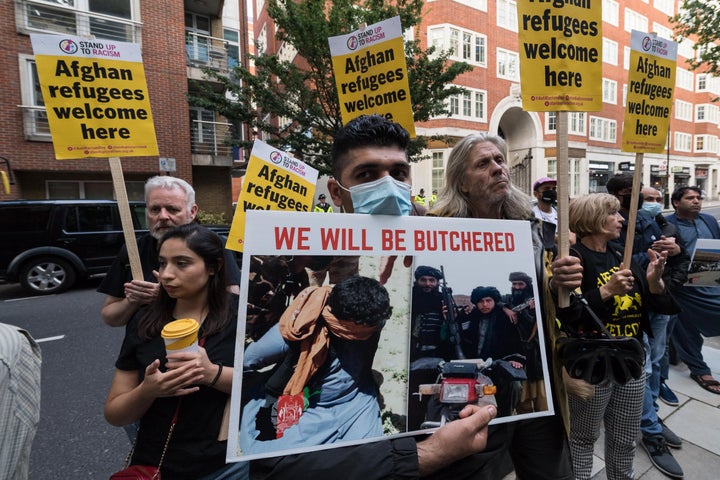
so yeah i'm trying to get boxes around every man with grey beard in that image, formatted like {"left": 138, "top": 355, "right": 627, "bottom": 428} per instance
{"left": 98, "top": 176, "right": 241, "bottom": 327}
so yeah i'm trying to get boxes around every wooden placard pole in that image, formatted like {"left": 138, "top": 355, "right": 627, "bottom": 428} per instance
{"left": 556, "top": 111, "right": 570, "bottom": 307}
{"left": 109, "top": 157, "right": 143, "bottom": 281}
{"left": 622, "top": 153, "right": 644, "bottom": 267}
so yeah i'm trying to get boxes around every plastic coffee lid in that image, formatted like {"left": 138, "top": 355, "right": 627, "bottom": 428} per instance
{"left": 161, "top": 318, "right": 200, "bottom": 338}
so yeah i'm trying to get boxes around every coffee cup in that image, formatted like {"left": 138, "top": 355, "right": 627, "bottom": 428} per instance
{"left": 161, "top": 318, "right": 200, "bottom": 360}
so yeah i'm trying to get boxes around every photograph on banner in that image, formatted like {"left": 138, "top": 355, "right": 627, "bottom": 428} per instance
{"left": 226, "top": 211, "right": 552, "bottom": 462}
{"left": 226, "top": 140, "right": 318, "bottom": 252}
{"left": 30, "top": 34, "right": 158, "bottom": 159}
{"left": 516, "top": 0, "right": 603, "bottom": 112}
{"left": 329, "top": 16, "right": 415, "bottom": 137}
{"left": 685, "top": 239, "right": 720, "bottom": 287}
{"left": 621, "top": 30, "right": 677, "bottom": 153}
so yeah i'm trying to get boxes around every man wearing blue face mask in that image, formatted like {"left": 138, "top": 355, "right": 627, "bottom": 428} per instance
{"left": 327, "top": 115, "right": 420, "bottom": 216}
{"left": 308, "top": 115, "right": 424, "bottom": 286}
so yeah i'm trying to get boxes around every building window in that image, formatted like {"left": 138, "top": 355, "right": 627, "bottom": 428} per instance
{"left": 654, "top": 0, "right": 675, "bottom": 17}
{"left": 675, "top": 100, "right": 692, "bottom": 121}
{"left": 544, "top": 112, "right": 585, "bottom": 135}
{"left": 429, "top": 25, "right": 486, "bottom": 66}
{"left": 652, "top": 23, "right": 673, "bottom": 43}
{"left": 622, "top": 84, "right": 628, "bottom": 106}
{"left": 676, "top": 68, "right": 694, "bottom": 91}
{"left": 602, "top": 78, "right": 617, "bottom": 104}
{"left": 696, "top": 105, "right": 706, "bottom": 122}
{"left": 446, "top": 86, "right": 487, "bottom": 122}
{"left": 589, "top": 116, "right": 617, "bottom": 143}
{"left": 497, "top": 0, "right": 518, "bottom": 32}
{"left": 545, "top": 112, "right": 557, "bottom": 133}
{"left": 18, "top": 0, "right": 140, "bottom": 42}
{"left": 453, "top": 0, "right": 487, "bottom": 10}
{"left": 603, "top": 0, "right": 619, "bottom": 26}
{"left": 186, "top": 12, "right": 211, "bottom": 63}
{"left": 257, "top": 24, "right": 267, "bottom": 56}
{"left": 569, "top": 112, "right": 586, "bottom": 135}
{"left": 674, "top": 132, "right": 692, "bottom": 152}
{"left": 624, "top": 9, "right": 648, "bottom": 33}
{"left": 693, "top": 135, "right": 718, "bottom": 153}
{"left": 431, "top": 151, "right": 446, "bottom": 192}
{"left": 678, "top": 38, "right": 695, "bottom": 60}
{"left": 603, "top": 39, "right": 618, "bottom": 66}
{"left": 18, "top": 55, "right": 50, "bottom": 141}
{"left": 497, "top": 48, "right": 519, "bottom": 81}
{"left": 697, "top": 74, "right": 708, "bottom": 92}
{"left": 224, "top": 28, "right": 240, "bottom": 70}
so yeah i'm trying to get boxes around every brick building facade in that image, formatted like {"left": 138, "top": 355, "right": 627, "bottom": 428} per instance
{"left": 1, "top": 0, "right": 248, "bottom": 219}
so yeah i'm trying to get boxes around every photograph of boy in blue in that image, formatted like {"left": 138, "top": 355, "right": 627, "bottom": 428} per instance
{"left": 239, "top": 275, "right": 392, "bottom": 455}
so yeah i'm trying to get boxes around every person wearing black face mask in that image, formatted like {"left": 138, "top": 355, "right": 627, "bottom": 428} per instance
{"left": 532, "top": 177, "right": 558, "bottom": 226}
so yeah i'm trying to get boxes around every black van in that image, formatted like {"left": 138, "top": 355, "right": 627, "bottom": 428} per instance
{"left": 0, "top": 200, "right": 148, "bottom": 294}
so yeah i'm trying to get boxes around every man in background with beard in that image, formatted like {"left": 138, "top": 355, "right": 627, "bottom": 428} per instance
{"left": 502, "top": 272, "right": 545, "bottom": 413}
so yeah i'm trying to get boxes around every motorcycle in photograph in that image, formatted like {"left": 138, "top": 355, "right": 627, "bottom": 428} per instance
{"left": 413, "top": 354, "right": 526, "bottom": 428}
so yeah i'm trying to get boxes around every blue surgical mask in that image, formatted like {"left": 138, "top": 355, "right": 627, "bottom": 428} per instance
{"left": 641, "top": 201, "right": 662, "bottom": 217}
{"left": 338, "top": 176, "right": 413, "bottom": 215}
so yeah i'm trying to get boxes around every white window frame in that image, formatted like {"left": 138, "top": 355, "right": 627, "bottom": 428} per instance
{"left": 589, "top": 116, "right": 617, "bottom": 143}
{"left": 674, "top": 132, "right": 692, "bottom": 152}
{"left": 602, "top": 78, "right": 617, "bottom": 104}
{"left": 654, "top": 0, "right": 675, "bottom": 17}
{"left": 675, "top": 100, "right": 693, "bottom": 121}
{"left": 17, "top": 0, "right": 141, "bottom": 43}
{"left": 452, "top": 0, "right": 487, "bottom": 11}
{"left": 497, "top": 0, "right": 518, "bottom": 33}
{"left": 257, "top": 23, "right": 267, "bottom": 55}
{"left": 496, "top": 48, "right": 519, "bottom": 81}
{"left": 624, "top": 9, "right": 648, "bottom": 33}
{"left": 428, "top": 25, "right": 487, "bottom": 66}
{"left": 603, "top": 38, "right": 618, "bottom": 66}
{"left": 676, "top": 68, "right": 694, "bottom": 91}
{"left": 677, "top": 38, "right": 695, "bottom": 60}
{"left": 603, "top": 0, "right": 619, "bottom": 26}
{"left": 446, "top": 86, "right": 488, "bottom": 122}
{"left": 697, "top": 74, "right": 708, "bottom": 92}
{"left": 545, "top": 112, "right": 585, "bottom": 135}
{"left": 18, "top": 54, "right": 50, "bottom": 141}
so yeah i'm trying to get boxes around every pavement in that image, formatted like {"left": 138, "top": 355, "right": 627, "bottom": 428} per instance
{"left": 500, "top": 337, "right": 720, "bottom": 480}
{"left": 585, "top": 338, "right": 720, "bottom": 480}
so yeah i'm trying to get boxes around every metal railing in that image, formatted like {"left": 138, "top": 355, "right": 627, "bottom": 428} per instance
{"left": 18, "top": 0, "right": 141, "bottom": 43}
{"left": 18, "top": 105, "right": 51, "bottom": 141}
{"left": 190, "top": 119, "right": 233, "bottom": 156}
{"left": 185, "top": 32, "right": 230, "bottom": 74}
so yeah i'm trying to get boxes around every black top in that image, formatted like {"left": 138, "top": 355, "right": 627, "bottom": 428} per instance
{"left": 115, "top": 295, "right": 238, "bottom": 479}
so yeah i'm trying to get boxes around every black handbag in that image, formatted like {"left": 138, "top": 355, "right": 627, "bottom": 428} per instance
{"left": 556, "top": 294, "right": 644, "bottom": 386}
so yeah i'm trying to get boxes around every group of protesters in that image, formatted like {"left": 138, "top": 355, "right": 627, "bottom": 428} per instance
{"left": 5, "top": 114, "right": 719, "bottom": 480}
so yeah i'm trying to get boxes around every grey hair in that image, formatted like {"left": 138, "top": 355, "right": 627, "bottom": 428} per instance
{"left": 430, "top": 133, "right": 533, "bottom": 220}
{"left": 144, "top": 176, "right": 196, "bottom": 214}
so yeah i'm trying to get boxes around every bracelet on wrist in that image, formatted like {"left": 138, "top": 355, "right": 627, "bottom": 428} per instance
{"left": 209, "top": 363, "right": 223, "bottom": 388}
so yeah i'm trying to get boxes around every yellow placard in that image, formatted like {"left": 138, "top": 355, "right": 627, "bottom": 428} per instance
{"left": 226, "top": 140, "right": 318, "bottom": 252}
{"left": 30, "top": 34, "right": 158, "bottom": 159}
{"left": 621, "top": 31, "right": 677, "bottom": 153}
{"left": 516, "top": 0, "right": 603, "bottom": 112}
{"left": 329, "top": 16, "right": 415, "bottom": 136}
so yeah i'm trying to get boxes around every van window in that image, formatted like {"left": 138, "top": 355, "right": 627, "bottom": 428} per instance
{"left": 0, "top": 205, "right": 52, "bottom": 232}
{"left": 65, "top": 205, "right": 118, "bottom": 232}
{"left": 132, "top": 204, "right": 148, "bottom": 229}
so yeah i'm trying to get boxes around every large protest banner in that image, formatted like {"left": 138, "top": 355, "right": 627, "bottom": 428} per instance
{"left": 516, "top": 0, "right": 603, "bottom": 112}
{"left": 621, "top": 31, "right": 677, "bottom": 154}
{"left": 226, "top": 140, "right": 318, "bottom": 252}
{"left": 227, "top": 212, "right": 552, "bottom": 461}
{"left": 30, "top": 34, "right": 158, "bottom": 159}
{"left": 329, "top": 16, "right": 415, "bottom": 136}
